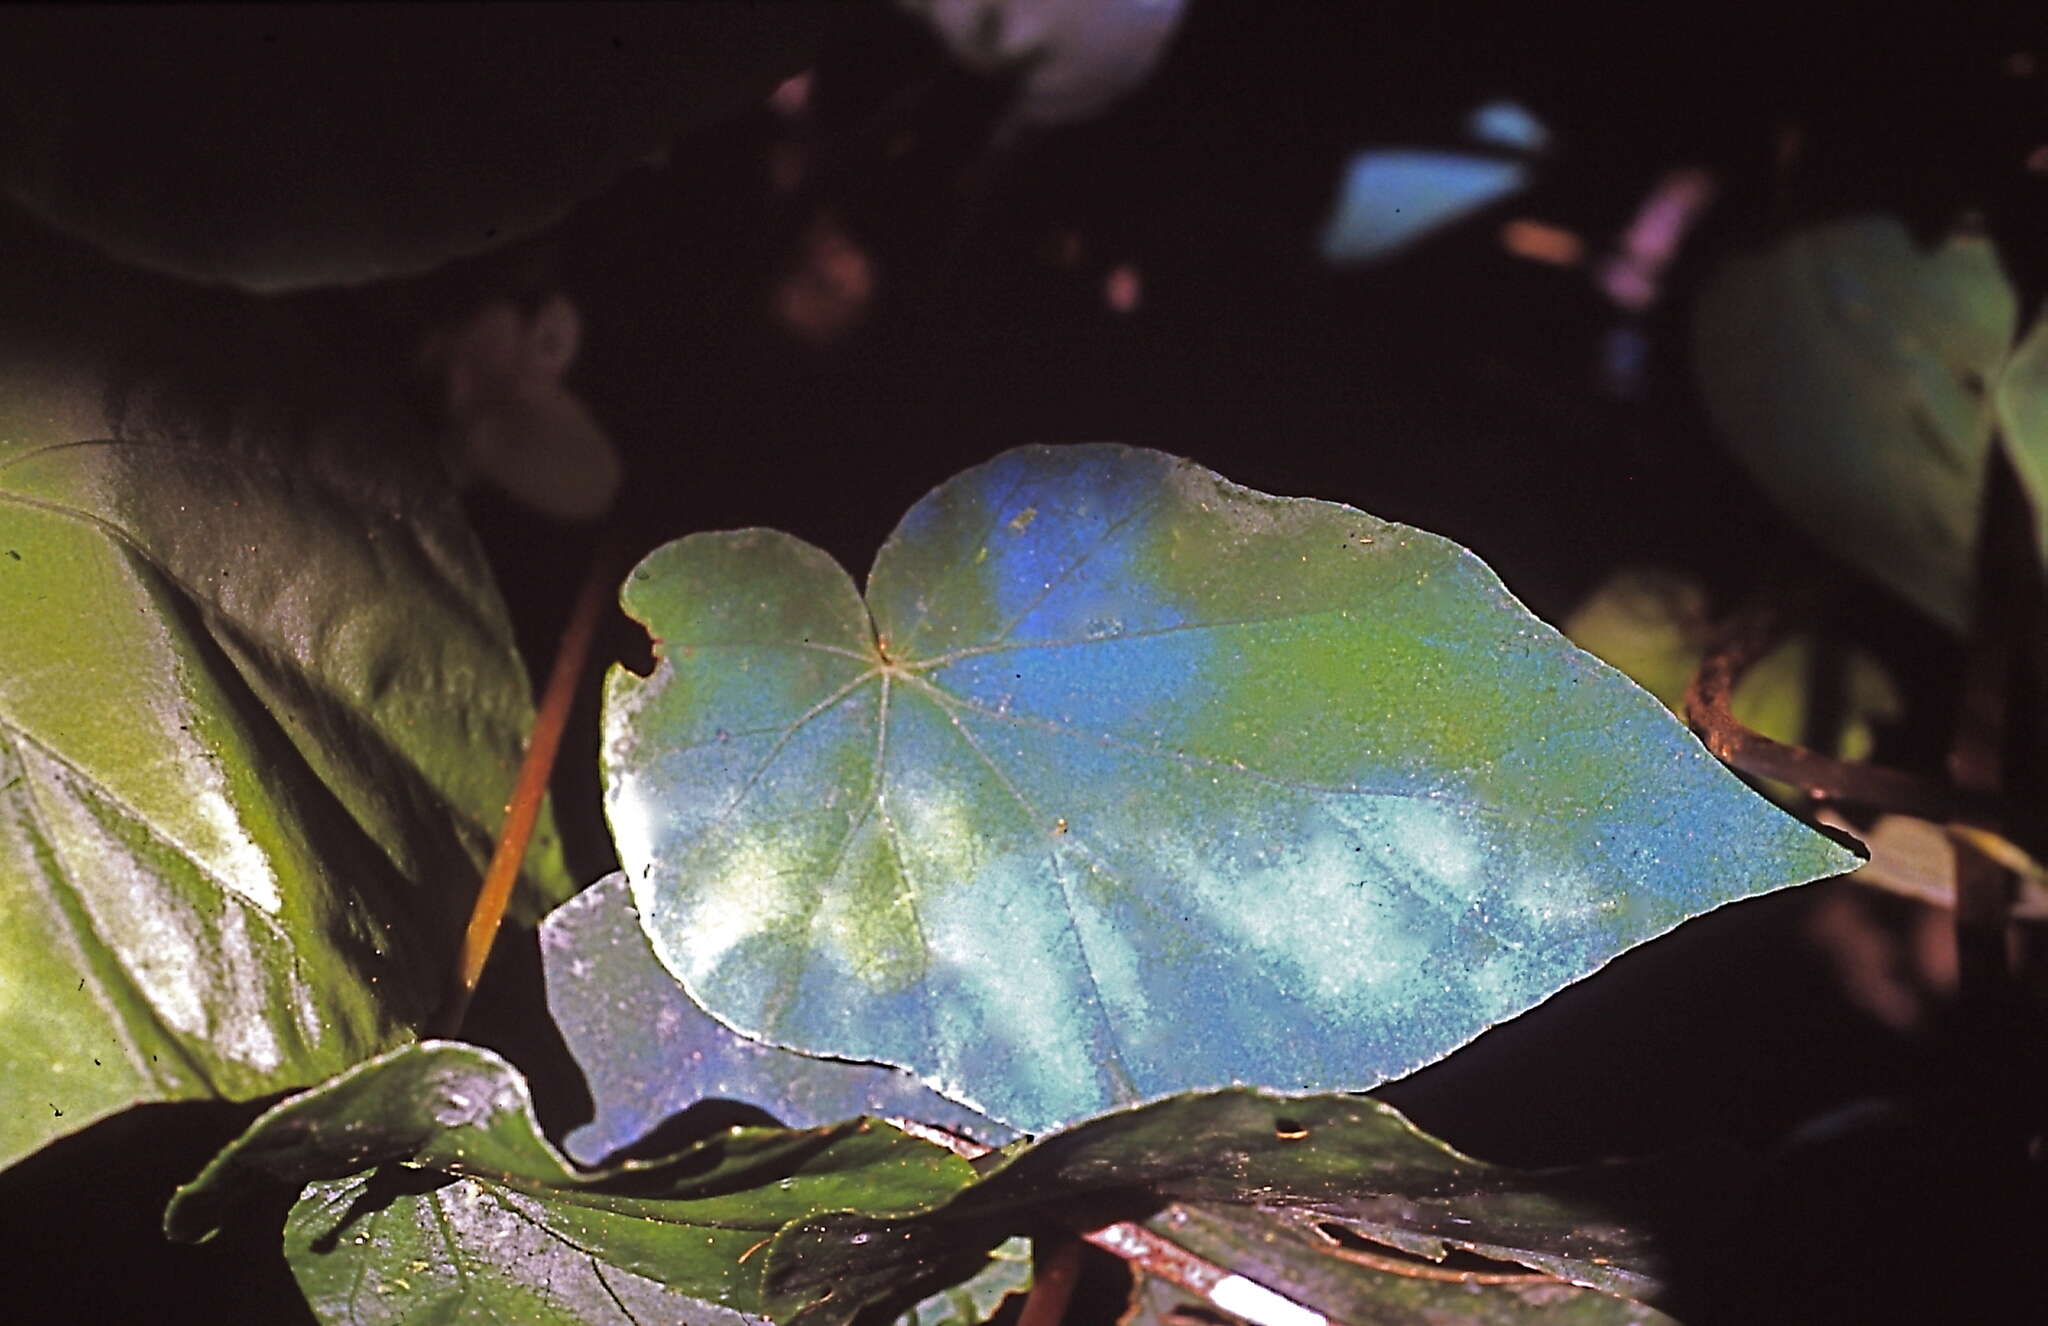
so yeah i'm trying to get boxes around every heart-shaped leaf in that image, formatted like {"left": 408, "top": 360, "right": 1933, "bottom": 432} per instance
{"left": 603, "top": 444, "right": 1856, "bottom": 1133}
{"left": 0, "top": 275, "right": 569, "bottom": 1171}
{"left": 1692, "top": 214, "right": 2047, "bottom": 630}
{"left": 167, "top": 1042, "right": 975, "bottom": 1323}
{"left": 542, "top": 872, "right": 1012, "bottom": 1167}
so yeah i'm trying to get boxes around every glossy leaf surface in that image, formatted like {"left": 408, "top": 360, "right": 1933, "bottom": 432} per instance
{"left": 0, "top": 287, "right": 569, "bottom": 1172}
{"left": 168, "top": 1042, "right": 975, "bottom": 1322}
{"left": 764, "top": 1089, "right": 1712, "bottom": 1324}
{"left": 1692, "top": 214, "right": 2048, "bottom": 630}
{"left": 605, "top": 444, "right": 1857, "bottom": 1133}
{"left": 543, "top": 872, "right": 1012, "bottom": 1167}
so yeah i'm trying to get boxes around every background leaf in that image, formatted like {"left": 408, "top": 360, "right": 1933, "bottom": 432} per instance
{"left": 168, "top": 1042, "right": 975, "bottom": 1323}
{"left": 0, "top": 273, "right": 569, "bottom": 1171}
{"left": 603, "top": 443, "right": 1857, "bottom": 1133}
{"left": 0, "top": 6, "right": 828, "bottom": 290}
{"left": 543, "top": 872, "right": 1014, "bottom": 1167}
{"left": 902, "top": 0, "right": 1190, "bottom": 132}
{"left": 1562, "top": 567, "right": 1901, "bottom": 764}
{"left": 762, "top": 1089, "right": 1721, "bottom": 1324}
{"left": 1691, "top": 214, "right": 2032, "bottom": 630}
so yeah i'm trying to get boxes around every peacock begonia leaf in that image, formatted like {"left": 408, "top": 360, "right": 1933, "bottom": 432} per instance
{"left": 603, "top": 444, "right": 1857, "bottom": 1134}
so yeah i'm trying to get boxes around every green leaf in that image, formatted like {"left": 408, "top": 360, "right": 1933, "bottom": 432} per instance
{"left": 1562, "top": 568, "right": 1901, "bottom": 764}
{"left": 168, "top": 1042, "right": 977, "bottom": 1322}
{"left": 892, "top": 1237, "right": 1031, "bottom": 1326}
{"left": 1692, "top": 214, "right": 2035, "bottom": 629}
{"left": 0, "top": 288, "right": 570, "bottom": 1171}
{"left": 1126, "top": 1207, "right": 1679, "bottom": 1325}
{"left": 603, "top": 443, "right": 1857, "bottom": 1133}
{"left": 543, "top": 872, "right": 1013, "bottom": 1167}
{"left": 762, "top": 1089, "right": 1722, "bottom": 1324}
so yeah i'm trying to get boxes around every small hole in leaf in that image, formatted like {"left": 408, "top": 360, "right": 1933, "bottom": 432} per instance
{"left": 616, "top": 615, "right": 656, "bottom": 678}
{"left": 1274, "top": 1117, "right": 1309, "bottom": 1140}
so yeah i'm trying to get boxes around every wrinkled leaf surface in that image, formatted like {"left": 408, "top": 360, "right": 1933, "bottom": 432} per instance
{"left": 763, "top": 1088, "right": 1727, "bottom": 1323}
{"left": 0, "top": 295, "right": 568, "bottom": 1171}
{"left": 606, "top": 444, "right": 1856, "bottom": 1133}
{"left": 167, "top": 1042, "right": 975, "bottom": 1322}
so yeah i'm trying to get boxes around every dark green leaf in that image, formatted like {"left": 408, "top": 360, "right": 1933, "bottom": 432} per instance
{"left": 167, "top": 1042, "right": 977, "bottom": 1322}
{"left": 0, "top": 288, "right": 569, "bottom": 1172}
{"left": 543, "top": 872, "right": 1013, "bottom": 1166}
{"left": 763, "top": 1089, "right": 1728, "bottom": 1324}
{"left": 603, "top": 444, "right": 1857, "bottom": 1133}
{"left": 1125, "top": 1205, "right": 1678, "bottom": 1325}
{"left": 1692, "top": 214, "right": 2036, "bottom": 629}
{"left": 0, "top": 8, "right": 828, "bottom": 290}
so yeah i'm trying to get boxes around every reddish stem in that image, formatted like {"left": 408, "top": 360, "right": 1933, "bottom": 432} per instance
{"left": 435, "top": 536, "right": 618, "bottom": 1036}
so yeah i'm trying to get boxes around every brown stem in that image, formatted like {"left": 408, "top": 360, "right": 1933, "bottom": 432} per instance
{"left": 1684, "top": 602, "right": 1960, "bottom": 821}
{"left": 434, "top": 534, "right": 619, "bottom": 1037}
{"left": 1017, "top": 1236, "right": 1085, "bottom": 1326}
{"left": 1947, "top": 444, "right": 2034, "bottom": 1013}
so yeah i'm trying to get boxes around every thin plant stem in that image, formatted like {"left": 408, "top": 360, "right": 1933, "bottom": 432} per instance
{"left": 435, "top": 534, "right": 619, "bottom": 1037}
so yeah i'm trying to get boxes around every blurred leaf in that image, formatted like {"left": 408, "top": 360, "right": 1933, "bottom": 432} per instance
{"left": 1692, "top": 214, "right": 2043, "bottom": 630}
{"left": 0, "top": 5, "right": 828, "bottom": 290}
{"left": 1816, "top": 809, "right": 2048, "bottom": 919}
{"left": 1562, "top": 568, "right": 1901, "bottom": 763}
{"left": 603, "top": 443, "right": 1856, "bottom": 1134}
{"left": 1126, "top": 1206, "right": 1680, "bottom": 1325}
{"left": 1466, "top": 100, "right": 1551, "bottom": 153}
{"left": 763, "top": 1089, "right": 1724, "bottom": 1324}
{"left": 542, "top": 872, "right": 1014, "bottom": 1167}
{"left": 903, "top": 0, "right": 1189, "bottom": 131}
{"left": 1320, "top": 151, "right": 1530, "bottom": 265}
{"left": 166, "top": 1042, "right": 975, "bottom": 1323}
{"left": 0, "top": 282, "right": 568, "bottom": 1173}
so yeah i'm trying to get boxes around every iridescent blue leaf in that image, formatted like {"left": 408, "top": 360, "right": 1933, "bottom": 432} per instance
{"left": 603, "top": 444, "right": 1856, "bottom": 1133}
{"left": 1466, "top": 98, "right": 1550, "bottom": 153}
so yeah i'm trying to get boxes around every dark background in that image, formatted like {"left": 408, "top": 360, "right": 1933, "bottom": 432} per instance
{"left": 4, "top": 5, "right": 2044, "bottom": 1321}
